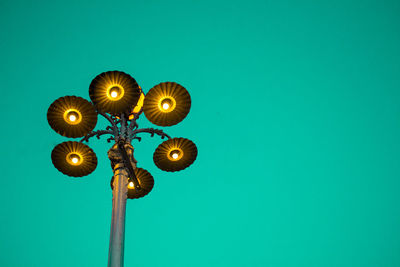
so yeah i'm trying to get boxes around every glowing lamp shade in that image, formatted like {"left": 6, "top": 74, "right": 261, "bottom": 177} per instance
{"left": 116, "top": 91, "right": 145, "bottom": 120}
{"left": 47, "top": 96, "right": 97, "bottom": 138}
{"left": 89, "top": 71, "right": 141, "bottom": 114}
{"left": 51, "top": 141, "right": 98, "bottom": 177}
{"left": 143, "top": 82, "right": 191, "bottom": 126}
{"left": 133, "top": 91, "right": 145, "bottom": 114}
{"left": 110, "top": 168, "right": 154, "bottom": 199}
{"left": 153, "top": 138, "right": 197, "bottom": 172}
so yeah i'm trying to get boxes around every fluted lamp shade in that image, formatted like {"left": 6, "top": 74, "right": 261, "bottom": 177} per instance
{"left": 110, "top": 168, "right": 154, "bottom": 199}
{"left": 153, "top": 138, "right": 197, "bottom": 172}
{"left": 143, "top": 82, "right": 191, "bottom": 126}
{"left": 51, "top": 141, "right": 98, "bottom": 177}
{"left": 47, "top": 96, "right": 97, "bottom": 138}
{"left": 89, "top": 71, "right": 141, "bottom": 114}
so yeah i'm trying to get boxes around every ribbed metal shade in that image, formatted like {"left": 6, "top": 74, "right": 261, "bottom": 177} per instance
{"left": 153, "top": 138, "right": 197, "bottom": 172}
{"left": 51, "top": 141, "right": 98, "bottom": 177}
{"left": 47, "top": 96, "right": 97, "bottom": 138}
{"left": 89, "top": 71, "right": 141, "bottom": 114}
{"left": 143, "top": 82, "right": 191, "bottom": 126}
{"left": 110, "top": 168, "right": 154, "bottom": 199}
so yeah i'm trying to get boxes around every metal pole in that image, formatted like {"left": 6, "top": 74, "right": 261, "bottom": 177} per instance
{"left": 108, "top": 163, "right": 129, "bottom": 267}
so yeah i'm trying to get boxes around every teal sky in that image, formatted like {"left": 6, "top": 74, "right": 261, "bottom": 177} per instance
{"left": 1, "top": 1, "right": 400, "bottom": 266}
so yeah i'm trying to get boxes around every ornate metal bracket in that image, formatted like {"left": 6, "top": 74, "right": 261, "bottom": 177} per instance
{"left": 130, "top": 128, "right": 171, "bottom": 141}
{"left": 79, "top": 105, "right": 171, "bottom": 148}
{"left": 98, "top": 110, "right": 119, "bottom": 138}
{"left": 80, "top": 130, "right": 114, "bottom": 143}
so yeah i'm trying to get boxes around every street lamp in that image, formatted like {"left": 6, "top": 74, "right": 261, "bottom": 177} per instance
{"left": 47, "top": 71, "right": 197, "bottom": 267}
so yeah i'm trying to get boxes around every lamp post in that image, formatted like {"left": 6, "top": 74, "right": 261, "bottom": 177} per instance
{"left": 47, "top": 71, "right": 198, "bottom": 267}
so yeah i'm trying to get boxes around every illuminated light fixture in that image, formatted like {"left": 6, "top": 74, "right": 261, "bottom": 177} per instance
{"left": 161, "top": 98, "right": 173, "bottom": 111}
{"left": 143, "top": 82, "right": 191, "bottom": 126}
{"left": 69, "top": 114, "right": 77, "bottom": 122}
{"left": 67, "top": 152, "right": 82, "bottom": 165}
{"left": 110, "top": 168, "right": 154, "bottom": 199}
{"left": 47, "top": 96, "right": 97, "bottom": 138}
{"left": 51, "top": 141, "right": 97, "bottom": 177}
{"left": 48, "top": 71, "right": 197, "bottom": 266}
{"left": 133, "top": 91, "right": 145, "bottom": 113}
{"left": 110, "top": 87, "right": 120, "bottom": 99}
{"left": 64, "top": 109, "right": 82, "bottom": 125}
{"left": 116, "top": 91, "right": 145, "bottom": 120}
{"left": 89, "top": 71, "right": 141, "bottom": 114}
{"left": 153, "top": 138, "right": 197, "bottom": 172}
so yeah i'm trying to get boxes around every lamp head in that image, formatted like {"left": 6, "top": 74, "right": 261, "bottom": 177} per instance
{"left": 153, "top": 138, "right": 197, "bottom": 172}
{"left": 51, "top": 141, "right": 97, "bottom": 177}
{"left": 47, "top": 96, "right": 97, "bottom": 138}
{"left": 143, "top": 82, "right": 191, "bottom": 126}
{"left": 89, "top": 71, "right": 141, "bottom": 114}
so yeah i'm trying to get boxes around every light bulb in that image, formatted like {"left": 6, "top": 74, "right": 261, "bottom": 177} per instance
{"left": 111, "top": 91, "right": 118, "bottom": 98}
{"left": 71, "top": 157, "right": 79, "bottom": 164}
{"left": 69, "top": 115, "right": 76, "bottom": 122}
{"left": 128, "top": 181, "right": 134, "bottom": 188}
{"left": 172, "top": 153, "right": 179, "bottom": 159}
{"left": 162, "top": 103, "right": 170, "bottom": 110}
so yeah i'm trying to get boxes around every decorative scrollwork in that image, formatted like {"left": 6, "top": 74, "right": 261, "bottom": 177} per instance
{"left": 130, "top": 128, "right": 171, "bottom": 141}
{"left": 98, "top": 111, "right": 119, "bottom": 138}
{"left": 80, "top": 130, "right": 114, "bottom": 143}
{"left": 128, "top": 107, "right": 143, "bottom": 132}
{"left": 133, "top": 136, "right": 142, "bottom": 142}
{"left": 128, "top": 120, "right": 139, "bottom": 131}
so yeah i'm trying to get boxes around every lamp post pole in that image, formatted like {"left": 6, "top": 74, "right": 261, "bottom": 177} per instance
{"left": 107, "top": 115, "right": 138, "bottom": 267}
{"left": 108, "top": 162, "right": 129, "bottom": 267}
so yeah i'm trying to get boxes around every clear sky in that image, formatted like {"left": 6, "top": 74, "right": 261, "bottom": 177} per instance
{"left": 1, "top": 1, "right": 400, "bottom": 266}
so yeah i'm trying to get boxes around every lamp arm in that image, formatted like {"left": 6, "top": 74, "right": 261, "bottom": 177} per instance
{"left": 98, "top": 111, "right": 119, "bottom": 138}
{"left": 130, "top": 128, "right": 171, "bottom": 141}
{"left": 80, "top": 130, "right": 114, "bottom": 143}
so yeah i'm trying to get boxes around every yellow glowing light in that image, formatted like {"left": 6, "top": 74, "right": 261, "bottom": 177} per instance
{"left": 120, "top": 92, "right": 145, "bottom": 120}
{"left": 63, "top": 109, "right": 82, "bottom": 125}
{"left": 133, "top": 92, "right": 145, "bottom": 113}
{"left": 66, "top": 152, "right": 83, "bottom": 166}
{"left": 158, "top": 97, "right": 176, "bottom": 113}
{"left": 128, "top": 181, "right": 135, "bottom": 188}
{"left": 111, "top": 91, "right": 118, "bottom": 98}
{"left": 168, "top": 148, "right": 183, "bottom": 161}
{"left": 107, "top": 86, "right": 124, "bottom": 101}
{"left": 69, "top": 114, "right": 77, "bottom": 122}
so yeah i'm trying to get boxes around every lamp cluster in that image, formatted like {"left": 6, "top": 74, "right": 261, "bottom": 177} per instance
{"left": 47, "top": 70, "right": 197, "bottom": 199}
